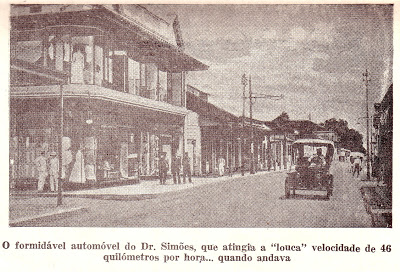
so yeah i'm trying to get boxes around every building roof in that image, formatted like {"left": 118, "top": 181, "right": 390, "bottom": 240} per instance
{"left": 186, "top": 91, "right": 238, "bottom": 124}
{"left": 10, "top": 4, "right": 208, "bottom": 73}
{"left": 187, "top": 85, "right": 210, "bottom": 99}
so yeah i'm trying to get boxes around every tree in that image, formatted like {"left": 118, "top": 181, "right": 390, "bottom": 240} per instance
{"left": 273, "top": 112, "right": 289, "bottom": 123}
{"left": 321, "top": 118, "right": 365, "bottom": 153}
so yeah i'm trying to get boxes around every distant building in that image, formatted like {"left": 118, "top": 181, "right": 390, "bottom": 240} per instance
{"left": 186, "top": 88, "right": 272, "bottom": 175}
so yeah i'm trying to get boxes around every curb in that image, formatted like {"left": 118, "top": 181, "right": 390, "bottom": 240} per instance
{"left": 10, "top": 170, "right": 289, "bottom": 199}
{"left": 63, "top": 193, "right": 157, "bottom": 201}
{"left": 9, "top": 207, "right": 88, "bottom": 227}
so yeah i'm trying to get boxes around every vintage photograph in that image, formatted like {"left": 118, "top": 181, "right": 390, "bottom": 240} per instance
{"left": 9, "top": 4, "right": 393, "bottom": 227}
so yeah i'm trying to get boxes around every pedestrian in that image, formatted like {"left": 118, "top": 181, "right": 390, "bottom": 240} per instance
{"left": 171, "top": 154, "right": 181, "bottom": 184}
{"left": 353, "top": 156, "right": 362, "bottom": 177}
{"left": 159, "top": 153, "right": 169, "bottom": 185}
{"left": 48, "top": 152, "right": 59, "bottom": 192}
{"left": 182, "top": 152, "right": 192, "bottom": 183}
{"left": 350, "top": 156, "right": 355, "bottom": 173}
{"left": 218, "top": 157, "right": 225, "bottom": 176}
{"left": 35, "top": 151, "right": 48, "bottom": 192}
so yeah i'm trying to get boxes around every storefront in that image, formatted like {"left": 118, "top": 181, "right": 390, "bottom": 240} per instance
{"left": 10, "top": 85, "right": 186, "bottom": 187}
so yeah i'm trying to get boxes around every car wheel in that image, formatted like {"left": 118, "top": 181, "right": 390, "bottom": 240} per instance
{"left": 326, "top": 187, "right": 332, "bottom": 199}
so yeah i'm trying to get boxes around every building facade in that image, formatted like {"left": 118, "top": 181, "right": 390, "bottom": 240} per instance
{"left": 186, "top": 87, "right": 272, "bottom": 176}
{"left": 10, "top": 4, "right": 207, "bottom": 187}
{"left": 372, "top": 84, "right": 393, "bottom": 188}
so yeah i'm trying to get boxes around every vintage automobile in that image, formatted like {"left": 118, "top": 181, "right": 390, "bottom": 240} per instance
{"left": 285, "top": 139, "right": 335, "bottom": 199}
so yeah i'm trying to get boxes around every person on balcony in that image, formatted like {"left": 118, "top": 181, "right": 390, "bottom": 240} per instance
{"left": 71, "top": 45, "right": 85, "bottom": 84}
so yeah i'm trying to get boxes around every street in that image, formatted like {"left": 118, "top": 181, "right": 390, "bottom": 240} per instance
{"left": 18, "top": 161, "right": 371, "bottom": 228}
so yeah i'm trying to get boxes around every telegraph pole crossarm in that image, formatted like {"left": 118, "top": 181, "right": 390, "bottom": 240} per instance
{"left": 251, "top": 93, "right": 284, "bottom": 100}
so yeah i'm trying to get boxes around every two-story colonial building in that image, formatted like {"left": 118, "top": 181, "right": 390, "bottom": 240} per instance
{"left": 9, "top": 4, "right": 207, "bottom": 188}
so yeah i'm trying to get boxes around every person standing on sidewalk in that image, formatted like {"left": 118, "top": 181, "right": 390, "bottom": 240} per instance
{"left": 171, "top": 154, "right": 181, "bottom": 184}
{"left": 48, "top": 152, "right": 59, "bottom": 192}
{"left": 182, "top": 152, "right": 192, "bottom": 183}
{"left": 218, "top": 157, "right": 226, "bottom": 176}
{"left": 159, "top": 153, "right": 169, "bottom": 185}
{"left": 353, "top": 156, "right": 362, "bottom": 177}
{"left": 35, "top": 151, "right": 48, "bottom": 192}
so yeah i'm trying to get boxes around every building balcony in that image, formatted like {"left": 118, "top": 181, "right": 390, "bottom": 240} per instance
{"left": 10, "top": 83, "right": 188, "bottom": 117}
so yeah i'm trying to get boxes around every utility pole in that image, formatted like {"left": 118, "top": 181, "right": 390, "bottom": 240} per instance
{"left": 247, "top": 76, "right": 283, "bottom": 175}
{"left": 363, "top": 69, "right": 371, "bottom": 180}
{"left": 249, "top": 75, "right": 255, "bottom": 174}
{"left": 241, "top": 74, "right": 247, "bottom": 176}
{"left": 229, "top": 122, "right": 233, "bottom": 177}
{"left": 57, "top": 84, "right": 64, "bottom": 206}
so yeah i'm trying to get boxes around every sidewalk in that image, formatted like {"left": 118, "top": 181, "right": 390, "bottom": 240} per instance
{"left": 9, "top": 169, "right": 286, "bottom": 226}
{"left": 9, "top": 196, "right": 87, "bottom": 227}
{"left": 357, "top": 172, "right": 392, "bottom": 227}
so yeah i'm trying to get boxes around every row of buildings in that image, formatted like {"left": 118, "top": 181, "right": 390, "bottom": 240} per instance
{"left": 9, "top": 4, "right": 338, "bottom": 188}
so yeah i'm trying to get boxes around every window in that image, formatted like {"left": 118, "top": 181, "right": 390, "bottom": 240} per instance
{"left": 145, "top": 63, "right": 158, "bottom": 99}
{"left": 11, "top": 40, "right": 42, "bottom": 65}
{"left": 94, "top": 45, "right": 103, "bottom": 86}
{"left": 128, "top": 58, "right": 140, "bottom": 95}
{"left": 159, "top": 70, "right": 168, "bottom": 102}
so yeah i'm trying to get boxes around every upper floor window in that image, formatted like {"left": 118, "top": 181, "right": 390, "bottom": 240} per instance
{"left": 11, "top": 39, "right": 42, "bottom": 65}
{"left": 11, "top": 28, "right": 186, "bottom": 107}
{"left": 128, "top": 58, "right": 140, "bottom": 95}
{"left": 159, "top": 70, "right": 168, "bottom": 102}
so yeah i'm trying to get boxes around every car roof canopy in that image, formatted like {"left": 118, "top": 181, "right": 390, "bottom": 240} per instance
{"left": 293, "top": 138, "right": 335, "bottom": 157}
{"left": 293, "top": 138, "right": 335, "bottom": 147}
{"left": 350, "top": 152, "right": 364, "bottom": 157}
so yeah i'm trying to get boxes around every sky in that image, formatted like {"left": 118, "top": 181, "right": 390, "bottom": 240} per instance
{"left": 146, "top": 4, "right": 393, "bottom": 139}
